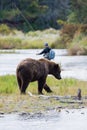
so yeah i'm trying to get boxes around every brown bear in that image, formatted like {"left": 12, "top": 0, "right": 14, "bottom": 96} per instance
{"left": 16, "top": 58, "right": 61, "bottom": 94}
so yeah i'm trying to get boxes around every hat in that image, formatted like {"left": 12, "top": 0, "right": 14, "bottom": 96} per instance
{"left": 44, "top": 43, "right": 48, "bottom": 46}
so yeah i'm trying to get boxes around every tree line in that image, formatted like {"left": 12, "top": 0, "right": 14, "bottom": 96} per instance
{"left": 0, "top": 0, "right": 87, "bottom": 32}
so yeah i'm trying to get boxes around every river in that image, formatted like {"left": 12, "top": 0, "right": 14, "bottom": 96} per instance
{"left": 0, "top": 108, "right": 87, "bottom": 130}
{"left": 0, "top": 49, "right": 87, "bottom": 81}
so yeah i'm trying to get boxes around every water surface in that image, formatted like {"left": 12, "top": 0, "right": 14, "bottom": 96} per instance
{"left": 0, "top": 49, "right": 87, "bottom": 81}
{"left": 0, "top": 108, "right": 87, "bottom": 130}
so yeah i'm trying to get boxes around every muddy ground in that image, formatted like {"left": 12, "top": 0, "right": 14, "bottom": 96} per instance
{"left": 0, "top": 93, "right": 87, "bottom": 114}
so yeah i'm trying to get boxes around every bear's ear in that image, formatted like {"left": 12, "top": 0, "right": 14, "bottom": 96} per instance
{"left": 54, "top": 64, "right": 61, "bottom": 71}
{"left": 55, "top": 64, "right": 58, "bottom": 69}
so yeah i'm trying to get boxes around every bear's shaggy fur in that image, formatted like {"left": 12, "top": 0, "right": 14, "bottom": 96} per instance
{"left": 16, "top": 58, "right": 61, "bottom": 94}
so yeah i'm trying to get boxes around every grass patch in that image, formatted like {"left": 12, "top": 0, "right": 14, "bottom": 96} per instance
{"left": 0, "top": 26, "right": 60, "bottom": 49}
{"left": 46, "top": 77, "right": 87, "bottom": 96}
{"left": 0, "top": 75, "right": 87, "bottom": 113}
{"left": 68, "top": 35, "right": 87, "bottom": 55}
{"left": 0, "top": 75, "right": 18, "bottom": 94}
{"left": 0, "top": 24, "right": 87, "bottom": 53}
{"left": 0, "top": 75, "right": 87, "bottom": 96}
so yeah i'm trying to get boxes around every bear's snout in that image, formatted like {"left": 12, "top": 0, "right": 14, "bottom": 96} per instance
{"left": 58, "top": 76, "right": 61, "bottom": 80}
{"left": 54, "top": 74, "right": 61, "bottom": 80}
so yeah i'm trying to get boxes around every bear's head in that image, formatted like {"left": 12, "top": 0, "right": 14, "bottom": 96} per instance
{"left": 49, "top": 63, "right": 61, "bottom": 80}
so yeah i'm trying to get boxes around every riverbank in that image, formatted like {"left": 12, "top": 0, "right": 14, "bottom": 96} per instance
{"left": 0, "top": 75, "right": 87, "bottom": 114}
{"left": 0, "top": 93, "right": 87, "bottom": 114}
{"left": 0, "top": 28, "right": 59, "bottom": 49}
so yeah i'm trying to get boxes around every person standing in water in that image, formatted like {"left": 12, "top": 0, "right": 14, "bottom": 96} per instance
{"left": 37, "top": 43, "right": 51, "bottom": 60}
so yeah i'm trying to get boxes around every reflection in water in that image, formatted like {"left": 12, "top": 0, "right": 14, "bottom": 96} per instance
{"left": 0, "top": 109, "right": 87, "bottom": 130}
{"left": 0, "top": 49, "right": 87, "bottom": 81}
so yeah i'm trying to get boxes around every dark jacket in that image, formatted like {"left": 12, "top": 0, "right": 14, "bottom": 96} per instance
{"left": 39, "top": 47, "right": 51, "bottom": 54}
{"left": 38, "top": 47, "right": 51, "bottom": 60}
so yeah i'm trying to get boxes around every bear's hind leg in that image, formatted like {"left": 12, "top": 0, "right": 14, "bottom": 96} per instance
{"left": 21, "top": 79, "right": 29, "bottom": 94}
{"left": 44, "top": 84, "right": 52, "bottom": 93}
{"left": 17, "top": 75, "right": 23, "bottom": 92}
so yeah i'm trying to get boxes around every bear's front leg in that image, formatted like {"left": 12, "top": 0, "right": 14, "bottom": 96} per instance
{"left": 38, "top": 78, "right": 46, "bottom": 94}
{"left": 44, "top": 84, "right": 52, "bottom": 93}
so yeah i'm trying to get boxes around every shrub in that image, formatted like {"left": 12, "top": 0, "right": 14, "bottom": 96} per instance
{"left": 68, "top": 36, "right": 87, "bottom": 55}
{"left": 61, "top": 23, "right": 78, "bottom": 39}
{"left": 0, "top": 24, "right": 12, "bottom": 35}
{"left": 79, "top": 24, "right": 87, "bottom": 35}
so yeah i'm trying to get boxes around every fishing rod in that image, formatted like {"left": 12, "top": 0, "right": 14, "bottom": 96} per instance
{"left": 13, "top": 1, "right": 35, "bottom": 31}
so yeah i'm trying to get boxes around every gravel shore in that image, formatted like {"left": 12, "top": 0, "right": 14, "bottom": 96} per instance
{"left": 0, "top": 93, "right": 87, "bottom": 114}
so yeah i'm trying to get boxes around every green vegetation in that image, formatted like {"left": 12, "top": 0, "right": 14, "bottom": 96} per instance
{"left": 56, "top": 22, "right": 87, "bottom": 55}
{"left": 0, "top": 23, "right": 87, "bottom": 55}
{"left": 0, "top": 75, "right": 87, "bottom": 113}
{"left": 0, "top": 0, "right": 69, "bottom": 31}
{"left": 0, "top": 0, "right": 86, "bottom": 31}
{"left": 0, "top": 26, "right": 59, "bottom": 49}
{"left": 0, "top": 75, "right": 87, "bottom": 96}
{"left": 68, "top": 0, "right": 87, "bottom": 24}
{"left": 0, "top": 75, "right": 18, "bottom": 94}
{"left": 0, "top": 0, "right": 47, "bottom": 31}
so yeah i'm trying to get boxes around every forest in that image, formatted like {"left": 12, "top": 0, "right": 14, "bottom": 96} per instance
{"left": 0, "top": 0, "right": 87, "bottom": 31}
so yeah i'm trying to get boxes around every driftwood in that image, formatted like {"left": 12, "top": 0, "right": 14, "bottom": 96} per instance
{"left": 77, "top": 88, "right": 82, "bottom": 100}
{"left": 28, "top": 91, "right": 72, "bottom": 99}
{"left": 27, "top": 91, "right": 87, "bottom": 104}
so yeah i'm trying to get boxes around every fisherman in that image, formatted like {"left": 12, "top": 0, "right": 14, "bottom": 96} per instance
{"left": 37, "top": 43, "right": 51, "bottom": 60}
